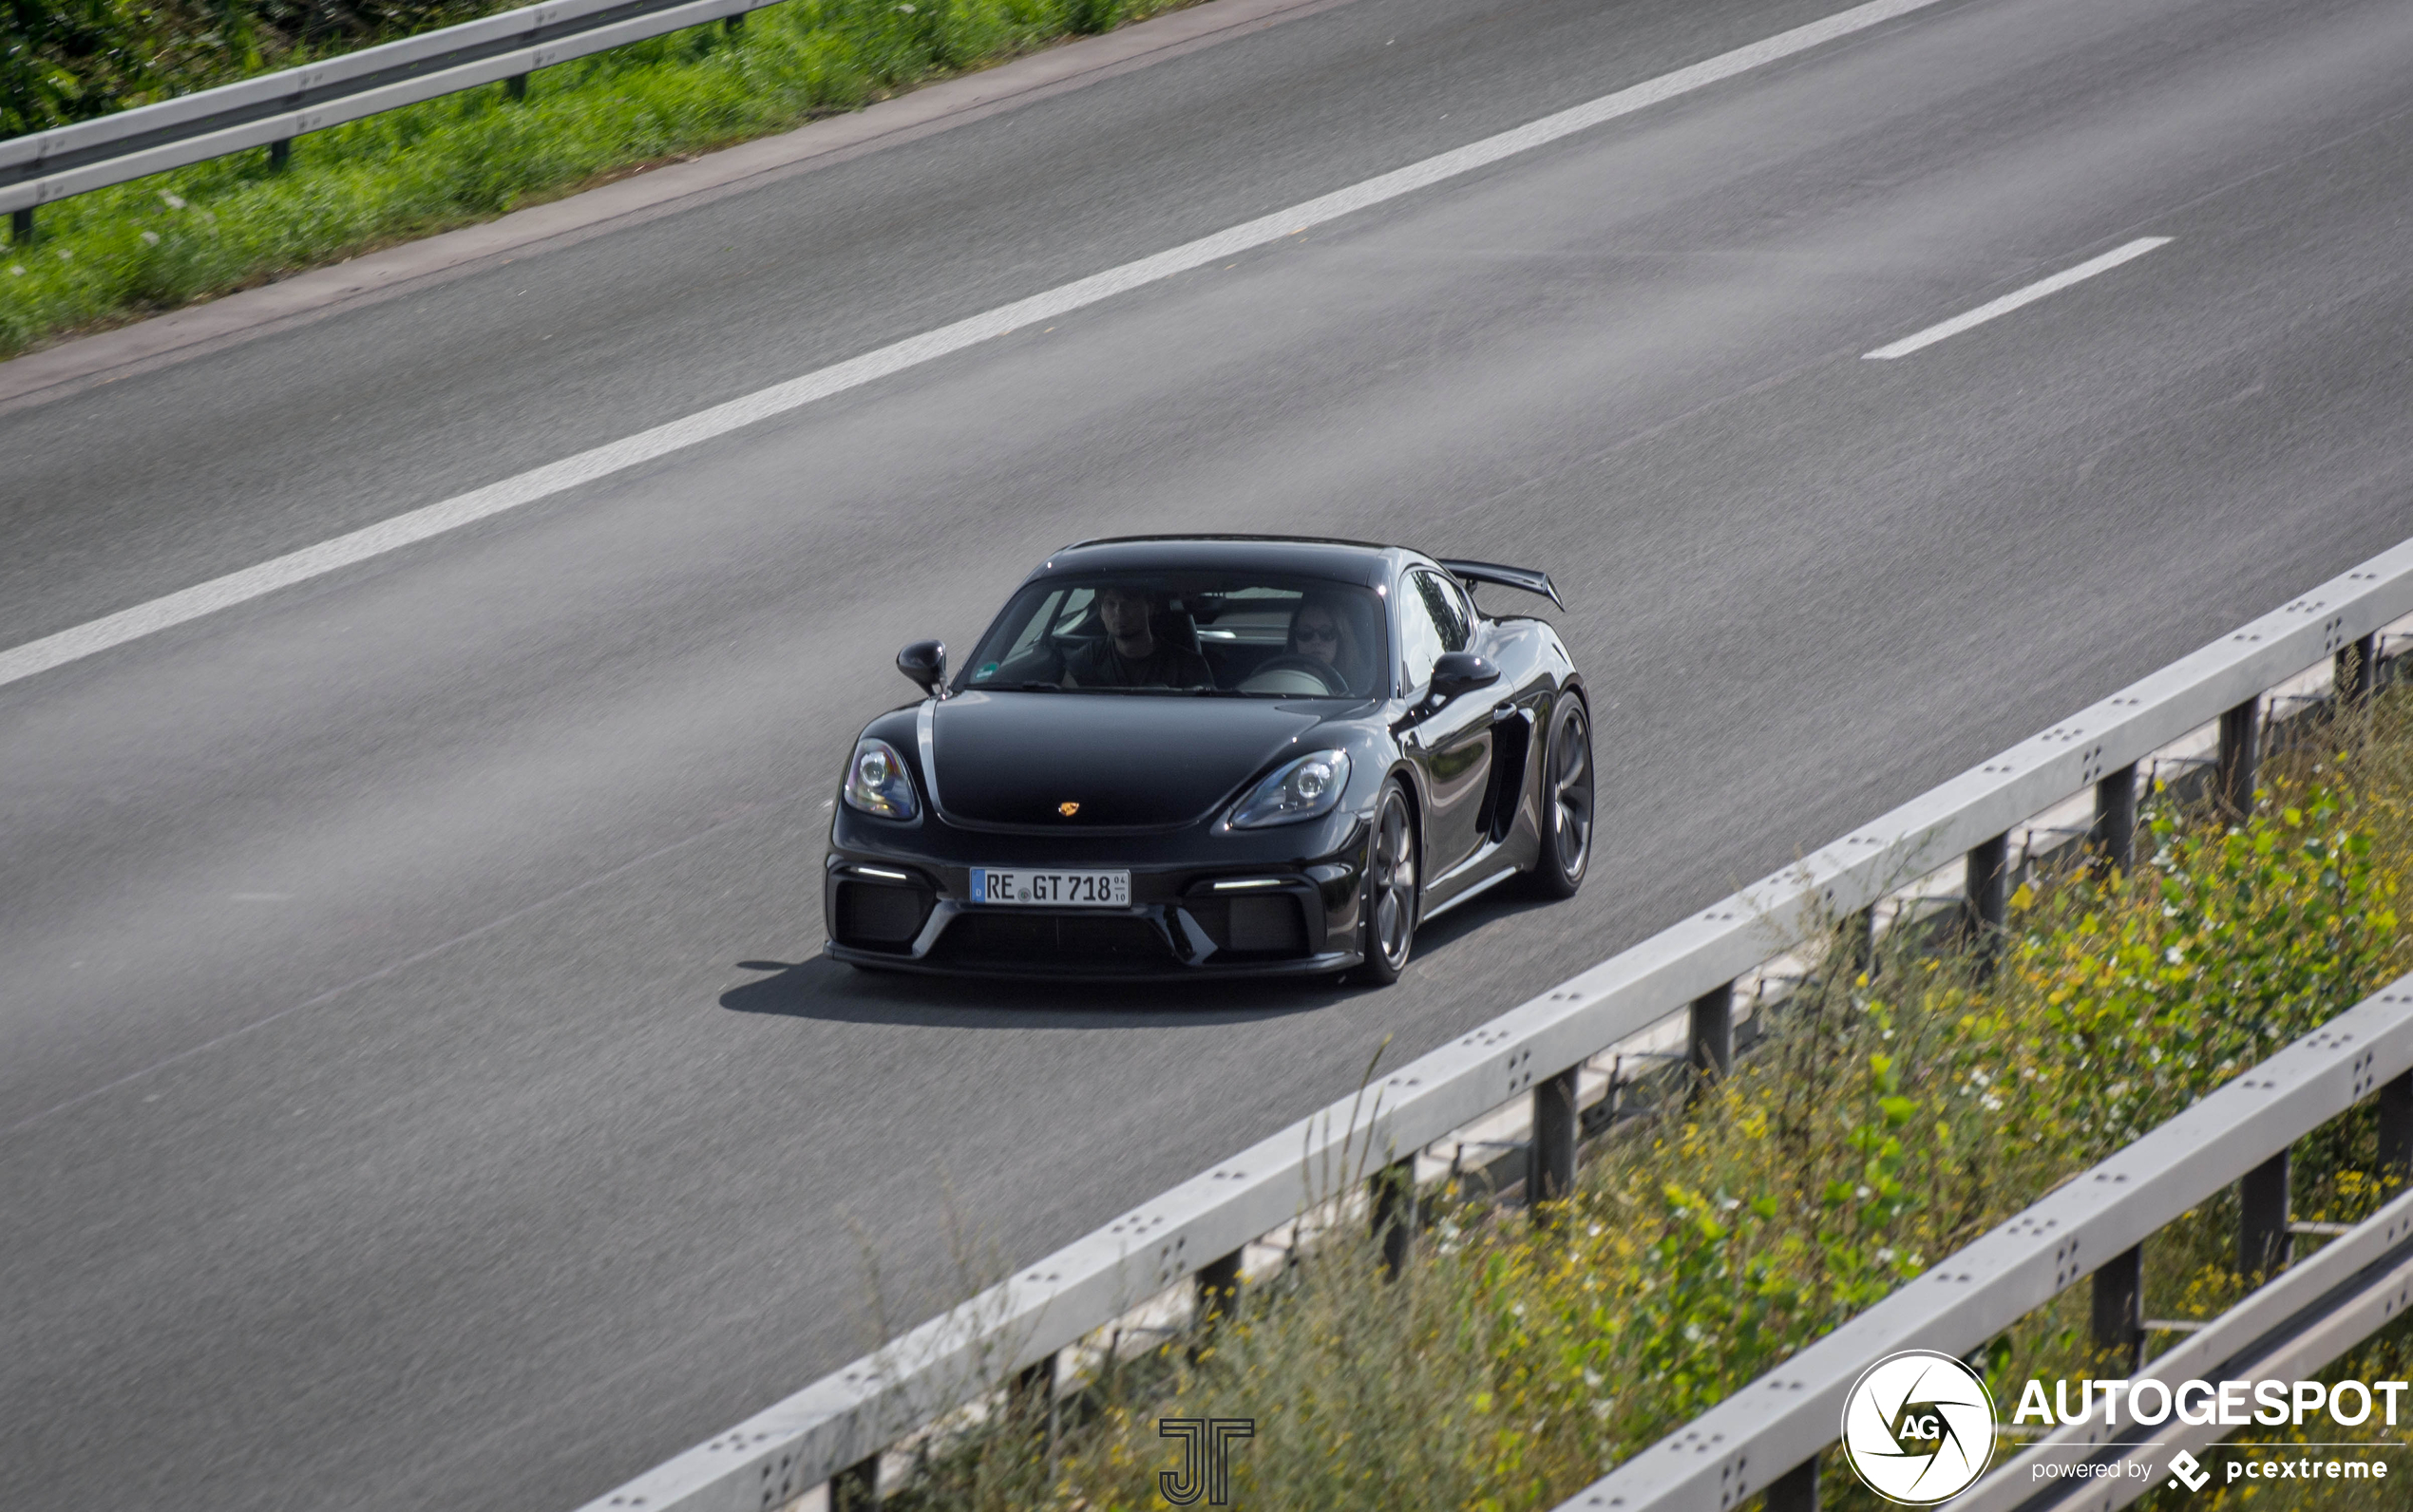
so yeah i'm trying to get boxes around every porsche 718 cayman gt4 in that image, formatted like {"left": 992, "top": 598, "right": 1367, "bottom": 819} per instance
{"left": 823, "top": 536, "right": 1590, "bottom": 983}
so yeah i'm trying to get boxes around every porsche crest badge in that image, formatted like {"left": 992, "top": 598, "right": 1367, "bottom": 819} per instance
{"left": 1057, "top": 802, "right": 1080, "bottom": 817}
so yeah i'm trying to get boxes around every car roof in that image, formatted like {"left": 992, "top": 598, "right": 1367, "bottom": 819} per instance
{"left": 1033, "top": 535, "right": 1411, "bottom": 586}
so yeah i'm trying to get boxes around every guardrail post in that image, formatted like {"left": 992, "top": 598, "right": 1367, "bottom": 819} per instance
{"left": 1966, "top": 832, "right": 2009, "bottom": 976}
{"left": 2341, "top": 633, "right": 2380, "bottom": 708}
{"left": 506, "top": 73, "right": 528, "bottom": 101}
{"left": 2239, "top": 1149, "right": 2290, "bottom": 1281}
{"left": 9, "top": 208, "right": 31, "bottom": 246}
{"left": 1372, "top": 1157, "right": 1416, "bottom": 1279}
{"left": 2381, "top": 1074, "right": 2413, "bottom": 1195}
{"left": 1764, "top": 1454, "right": 1818, "bottom": 1512}
{"left": 2093, "top": 763, "right": 2138, "bottom": 874}
{"left": 2218, "top": 698, "right": 2261, "bottom": 818}
{"left": 724, "top": 10, "right": 745, "bottom": 31}
{"left": 2091, "top": 1244, "right": 2143, "bottom": 1372}
{"left": 1193, "top": 1246, "right": 1243, "bottom": 1361}
{"left": 1690, "top": 982, "right": 1734, "bottom": 1083}
{"left": 1196, "top": 1247, "right": 1243, "bottom": 1326}
{"left": 1531, "top": 1067, "right": 1579, "bottom": 1222}
{"left": 269, "top": 139, "right": 292, "bottom": 171}
{"left": 1011, "top": 1353, "right": 1056, "bottom": 1452}
{"left": 829, "top": 1456, "right": 877, "bottom": 1510}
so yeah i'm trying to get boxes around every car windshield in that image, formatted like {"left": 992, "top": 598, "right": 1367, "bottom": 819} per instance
{"left": 960, "top": 574, "right": 1387, "bottom": 697}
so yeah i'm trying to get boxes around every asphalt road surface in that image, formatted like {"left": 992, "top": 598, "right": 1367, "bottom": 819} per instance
{"left": 10, "top": 0, "right": 2413, "bottom": 1505}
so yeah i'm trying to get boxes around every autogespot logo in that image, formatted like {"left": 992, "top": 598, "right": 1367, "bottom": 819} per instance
{"left": 1841, "top": 1350, "right": 1999, "bottom": 1504}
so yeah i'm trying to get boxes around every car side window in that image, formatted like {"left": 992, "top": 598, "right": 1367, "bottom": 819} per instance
{"left": 1430, "top": 572, "right": 1473, "bottom": 652}
{"left": 1412, "top": 569, "right": 1471, "bottom": 656}
{"left": 1397, "top": 574, "right": 1449, "bottom": 692}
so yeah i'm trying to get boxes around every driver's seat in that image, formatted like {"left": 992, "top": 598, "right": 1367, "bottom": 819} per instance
{"left": 1153, "top": 608, "right": 1203, "bottom": 656}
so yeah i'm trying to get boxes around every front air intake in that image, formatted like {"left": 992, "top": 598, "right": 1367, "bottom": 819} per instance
{"left": 1188, "top": 893, "right": 1309, "bottom": 955}
{"left": 1226, "top": 893, "right": 1308, "bottom": 954}
{"left": 834, "top": 880, "right": 932, "bottom": 951}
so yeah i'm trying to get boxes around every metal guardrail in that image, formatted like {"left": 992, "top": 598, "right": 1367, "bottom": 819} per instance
{"left": 0, "top": 0, "right": 782, "bottom": 232}
{"left": 1557, "top": 976, "right": 2413, "bottom": 1512}
{"left": 576, "top": 531, "right": 2413, "bottom": 1512}
{"left": 1960, "top": 1181, "right": 2413, "bottom": 1512}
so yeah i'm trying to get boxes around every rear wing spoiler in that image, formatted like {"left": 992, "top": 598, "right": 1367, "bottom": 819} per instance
{"left": 1436, "top": 558, "right": 1565, "bottom": 611}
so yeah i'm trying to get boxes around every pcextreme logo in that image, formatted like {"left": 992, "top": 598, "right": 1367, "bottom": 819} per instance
{"left": 1840, "top": 1351, "right": 1998, "bottom": 1504}
{"left": 2168, "top": 1451, "right": 2213, "bottom": 1492}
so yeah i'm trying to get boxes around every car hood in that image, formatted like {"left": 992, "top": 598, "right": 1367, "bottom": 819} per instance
{"left": 928, "top": 691, "right": 1338, "bottom": 829}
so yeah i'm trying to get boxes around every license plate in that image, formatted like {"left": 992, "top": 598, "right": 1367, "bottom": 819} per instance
{"left": 970, "top": 867, "right": 1131, "bottom": 907}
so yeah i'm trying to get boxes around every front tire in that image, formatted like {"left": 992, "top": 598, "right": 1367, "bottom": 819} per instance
{"left": 1353, "top": 780, "right": 1419, "bottom": 986}
{"left": 1531, "top": 691, "right": 1593, "bottom": 899}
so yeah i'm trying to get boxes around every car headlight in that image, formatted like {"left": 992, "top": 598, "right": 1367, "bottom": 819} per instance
{"left": 843, "top": 737, "right": 920, "bottom": 820}
{"left": 1227, "top": 749, "right": 1352, "bottom": 829}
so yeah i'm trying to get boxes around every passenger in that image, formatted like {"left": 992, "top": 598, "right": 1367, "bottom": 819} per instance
{"left": 1063, "top": 586, "right": 1214, "bottom": 689}
{"left": 1286, "top": 589, "right": 1369, "bottom": 692}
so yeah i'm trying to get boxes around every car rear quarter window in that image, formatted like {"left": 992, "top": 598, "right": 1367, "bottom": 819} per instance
{"left": 1398, "top": 573, "right": 1452, "bottom": 691}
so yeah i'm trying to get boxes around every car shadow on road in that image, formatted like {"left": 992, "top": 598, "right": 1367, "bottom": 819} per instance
{"left": 1406, "top": 881, "right": 1563, "bottom": 956}
{"left": 722, "top": 878, "right": 1562, "bottom": 1029}
{"left": 721, "top": 954, "right": 1333, "bottom": 1029}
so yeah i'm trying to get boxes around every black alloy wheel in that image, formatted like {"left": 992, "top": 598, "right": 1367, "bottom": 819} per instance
{"left": 1354, "top": 779, "right": 1418, "bottom": 985}
{"left": 1532, "top": 691, "right": 1593, "bottom": 898}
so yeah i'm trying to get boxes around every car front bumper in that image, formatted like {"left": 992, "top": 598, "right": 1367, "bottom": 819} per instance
{"left": 822, "top": 810, "right": 1371, "bottom": 978}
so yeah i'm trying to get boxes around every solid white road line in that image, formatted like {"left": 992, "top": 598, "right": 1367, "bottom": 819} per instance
{"left": 0, "top": 0, "right": 1956, "bottom": 693}
{"left": 1862, "top": 236, "right": 2174, "bottom": 359}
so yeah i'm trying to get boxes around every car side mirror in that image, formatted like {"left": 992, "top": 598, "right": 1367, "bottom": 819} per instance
{"left": 898, "top": 640, "right": 947, "bottom": 697}
{"left": 1429, "top": 651, "right": 1501, "bottom": 704}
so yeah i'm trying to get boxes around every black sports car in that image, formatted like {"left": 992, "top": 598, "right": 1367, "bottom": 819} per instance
{"left": 822, "top": 536, "right": 1591, "bottom": 982}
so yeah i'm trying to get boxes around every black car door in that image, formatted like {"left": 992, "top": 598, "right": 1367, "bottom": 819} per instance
{"left": 1398, "top": 567, "right": 1496, "bottom": 879}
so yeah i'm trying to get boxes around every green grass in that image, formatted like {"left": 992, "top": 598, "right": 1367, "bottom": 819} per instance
{"left": 0, "top": 0, "right": 1183, "bottom": 356}
{"left": 861, "top": 684, "right": 2413, "bottom": 1511}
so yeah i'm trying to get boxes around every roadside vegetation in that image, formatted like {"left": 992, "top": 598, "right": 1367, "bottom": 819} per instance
{"left": 8, "top": 2, "right": 528, "bottom": 131}
{"left": 0, "top": 0, "right": 1182, "bottom": 356}
{"left": 866, "top": 676, "right": 2413, "bottom": 1511}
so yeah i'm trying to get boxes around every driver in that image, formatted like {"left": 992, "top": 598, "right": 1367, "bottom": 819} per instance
{"left": 1063, "top": 585, "right": 1214, "bottom": 689}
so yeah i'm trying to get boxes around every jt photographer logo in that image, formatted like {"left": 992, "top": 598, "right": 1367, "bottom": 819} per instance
{"left": 1158, "top": 1417, "right": 1253, "bottom": 1506}
{"left": 1840, "top": 1351, "right": 1998, "bottom": 1504}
